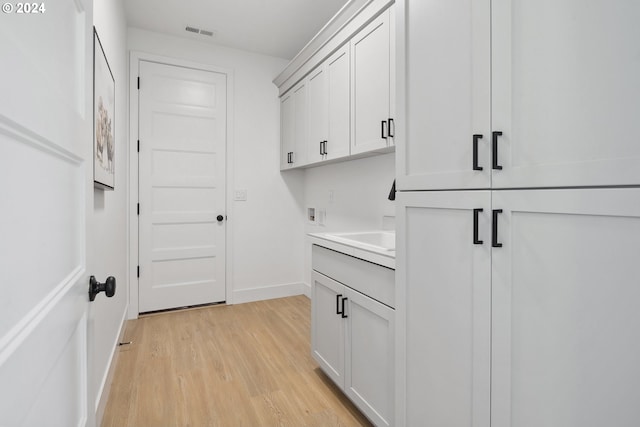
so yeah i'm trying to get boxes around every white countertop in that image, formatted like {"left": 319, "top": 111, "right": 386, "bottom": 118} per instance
{"left": 308, "top": 231, "right": 396, "bottom": 269}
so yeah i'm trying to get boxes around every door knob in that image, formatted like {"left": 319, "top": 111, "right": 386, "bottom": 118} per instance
{"left": 89, "top": 276, "right": 116, "bottom": 301}
{"left": 217, "top": 215, "right": 224, "bottom": 222}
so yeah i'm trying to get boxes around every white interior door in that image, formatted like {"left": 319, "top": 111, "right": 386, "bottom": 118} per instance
{"left": 0, "top": 0, "right": 93, "bottom": 426}
{"left": 138, "top": 61, "right": 227, "bottom": 313}
{"left": 492, "top": 188, "right": 640, "bottom": 427}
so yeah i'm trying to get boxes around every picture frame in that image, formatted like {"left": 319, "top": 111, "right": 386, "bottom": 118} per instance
{"left": 93, "top": 27, "right": 115, "bottom": 190}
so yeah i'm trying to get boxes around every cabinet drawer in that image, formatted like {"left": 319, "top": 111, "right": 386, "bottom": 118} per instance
{"left": 312, "top": 244, "right": 395, "bottom": 308}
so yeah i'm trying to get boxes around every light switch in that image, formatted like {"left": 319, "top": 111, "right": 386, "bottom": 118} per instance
{"left": 234, "top": 190, "right": 247, "bottom": 201}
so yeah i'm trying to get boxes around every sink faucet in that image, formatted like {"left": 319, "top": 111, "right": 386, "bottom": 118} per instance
{"left": 388, "top": 179, "right": 396, "bottom": 201}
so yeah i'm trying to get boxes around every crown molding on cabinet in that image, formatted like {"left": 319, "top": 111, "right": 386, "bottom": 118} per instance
{"left": 273, "top": 0, "right": 393, "bottom": 97}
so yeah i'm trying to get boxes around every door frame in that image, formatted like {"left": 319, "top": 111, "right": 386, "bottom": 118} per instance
{"left": 128, "top": 51, "right": 235, "bottom": 319}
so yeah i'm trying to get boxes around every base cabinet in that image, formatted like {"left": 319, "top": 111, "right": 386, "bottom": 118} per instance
{"left": 311, "top": 245, "right": 395, "bottom": 427}
{"left": 397, "top": 188, "right": 640, "bottom": 426}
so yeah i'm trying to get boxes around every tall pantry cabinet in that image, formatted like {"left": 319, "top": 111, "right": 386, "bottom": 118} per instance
{"left": 395, "top": 1, "right": 640, "bottom": 426}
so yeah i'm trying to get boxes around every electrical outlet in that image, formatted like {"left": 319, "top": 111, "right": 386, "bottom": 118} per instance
{"left": 234, "top": 190, "right": 247, "bottom": 201}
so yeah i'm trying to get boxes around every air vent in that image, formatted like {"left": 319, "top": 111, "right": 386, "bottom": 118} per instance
{"left": 185, "top": 26, "right": 216, "bottom": 38}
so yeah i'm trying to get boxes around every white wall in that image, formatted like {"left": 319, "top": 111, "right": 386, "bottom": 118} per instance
{"left": 91, "top": 0, "right": 129, "bottom": 423}
{"left": 303, "top": 152, "right": 396, "bottom": 290}
{"left": 127, "top": 28, "right": 307, "bottom": 304}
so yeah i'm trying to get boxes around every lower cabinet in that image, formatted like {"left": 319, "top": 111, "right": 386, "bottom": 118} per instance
{"left": 396, "top": 188, "right": 640, "bottom": 426}
{"left": 311, "top": 247, "right": 395, "bottom": 427}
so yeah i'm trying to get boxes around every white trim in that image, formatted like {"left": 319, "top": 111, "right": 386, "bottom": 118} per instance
{"left": 128, "top": 51, "right": 235, "bottom": 318}
{"left": 301, "top": 282, "right": 312, "bottom": 299}
{"left": 0, "top": 114, "right": 83, "bottom": 165}
{"left": 0, "top": 266, "right": 84, "bottom": 365}
{"left": 94, "top": 304, "right": 128, "bottom": 424}
{"left": 232, "top": 282, "right": 306, "bottom": 305}
{"left": 273, "top": 0, "right": 394, "bottom": 97}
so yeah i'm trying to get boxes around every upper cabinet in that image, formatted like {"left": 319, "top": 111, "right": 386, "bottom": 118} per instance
{"left": 276, "top": 1, "right": 396, "bottom": 171}
{"left": 397, "top": 0, "right": 640, "bottom": 190}
{"left": 307, "top": 45, "right": 351, "bottom": 165}
{"left": 351, "top": 7, "right": 396, "bottom": 154}
{"left": 395, "top": 0, "right": 491, "bottom": 190}
{"left": 281, "top": 80, "right": 308, "bottom": 169}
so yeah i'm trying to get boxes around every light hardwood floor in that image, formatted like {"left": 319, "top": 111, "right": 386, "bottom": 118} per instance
{"left": 101, "top": 295, "right": 373, "bottom": 427}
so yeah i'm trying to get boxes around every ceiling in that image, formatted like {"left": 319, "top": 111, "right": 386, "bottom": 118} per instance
{"left": 124, "top": 0, "right": 351, "bottom": 60}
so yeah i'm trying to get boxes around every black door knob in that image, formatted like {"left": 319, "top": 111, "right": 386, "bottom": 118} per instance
{"left": 217, "top": 215, "right": 224, "bottom": 222}
{"left": 89, "top": 276, "right": 116, "bottom": 301}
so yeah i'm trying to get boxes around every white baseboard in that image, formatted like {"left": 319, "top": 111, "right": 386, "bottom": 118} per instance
{"left": 232, "top": 282, "right": 306, "bottom": 305}
{"left": 94, "top": 305, "right": 128, "bottom": 425}
{"left": 301, "top": 281, "right": 311, "bottom": 298}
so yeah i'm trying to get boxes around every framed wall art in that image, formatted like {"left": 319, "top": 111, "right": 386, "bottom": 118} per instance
{"left": 93, "top": 27, "right": 115, "bottom": 190}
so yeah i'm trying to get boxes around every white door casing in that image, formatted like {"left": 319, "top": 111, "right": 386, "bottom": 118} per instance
{"left": 138, "top": 60, "right": 227, "bottom": 313}
{"left": 0, "top": 0, "right": 94, "bottom": 426}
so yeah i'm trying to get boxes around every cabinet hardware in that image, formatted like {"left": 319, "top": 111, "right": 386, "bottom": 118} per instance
{"left": 320, "top": 140, "right": 327, "bottom": 156}
{"left": 381, "top": 120, "right": 388, "bottom": 139}
{"left": 341, "top": 297, "right": 348, "bottom": 318}
{"left": 492, "top": 131, "right": 503, "bottom": 170}
{"left": 492, "top": 209, "right": 503, "bottom": 248}
{"left": 388, "top": 118, "right": 395, "bottom": 138}
{"left": 473, "top": 134, "right": 483, "bottom": 171}
{"left": 473, "top": 208, "right": 483, "bottom": 245}
{"left": 336, "top": 294, "right": 343, "bottom": 315}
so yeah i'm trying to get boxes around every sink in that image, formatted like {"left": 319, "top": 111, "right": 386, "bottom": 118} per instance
{"left": 329, "top": 231, "right": 395, "bottom": 251}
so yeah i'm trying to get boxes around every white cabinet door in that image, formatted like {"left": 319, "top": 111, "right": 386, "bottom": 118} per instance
{"left": 326, "top": 45, "right": 351, "bottom": 161}
{"left": 491, "top": 0, "right": 640, "bottom": 188}
{"left": 491, "top": 188, "right": 640, "bottom": 427}
{"left": 307, "top": 65, "right": 328, "bottom": 164}
{"left": 280, "top": 81, "right": 308, "bottom": 169}
{"left": 396, "top": 0, "right": 491, "bottom": 191}
{"left": 344, "top": 287, "right": 395, "bottom": 427}
{"left": 396, "top": 191, "right": 491, "bottom": 427}
{"left": 280, "top": 91, "right": 295, "bottom": 169}
{"left": 311, "top": 271, "right": 345, "bottom": 388}
{"left": 292, "top": 81, "right": 308, "bottom": 167}
{"left": 351, "top": 8, "right": 394, "bottom": 154}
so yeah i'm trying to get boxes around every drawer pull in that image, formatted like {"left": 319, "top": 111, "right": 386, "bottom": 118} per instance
{"left": 473, "top": 208, "right": 483, "bottom": 245}
{"left": 341, "top": 297, "right": 348, "bottom": 318}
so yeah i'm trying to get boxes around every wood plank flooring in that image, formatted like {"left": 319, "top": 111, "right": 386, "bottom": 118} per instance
{"left": 101, "top": 295, "right": 372, "bottom": 427}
